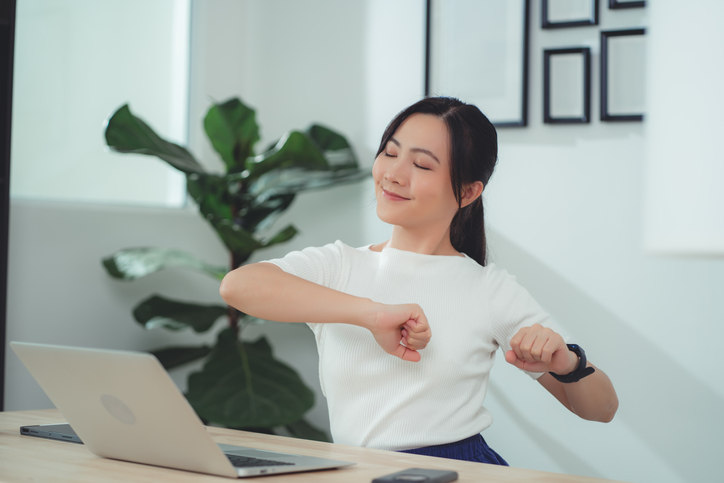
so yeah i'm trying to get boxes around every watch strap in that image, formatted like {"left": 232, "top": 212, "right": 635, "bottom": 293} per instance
{"left": 550, "top": 344, "right": 595, "bottom": 383}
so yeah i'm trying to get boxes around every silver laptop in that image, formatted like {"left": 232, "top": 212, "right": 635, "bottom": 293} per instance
{"left": 10, "top": 341, "right": 354, "bottom": 478}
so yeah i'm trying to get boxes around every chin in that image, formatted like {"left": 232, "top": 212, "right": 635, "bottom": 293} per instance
{"left": 375, "top": 205, "right": 402, "bottom": 226}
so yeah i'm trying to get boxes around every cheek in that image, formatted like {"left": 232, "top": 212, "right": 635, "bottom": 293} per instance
{"left": 419, "top": 175, "right": 456, "bottom": 202}
{"left": 372, "top": 156, "right": 383, "bottom": 182}
{"left": 430, "top": 181, "right": 460, "bottom": 216}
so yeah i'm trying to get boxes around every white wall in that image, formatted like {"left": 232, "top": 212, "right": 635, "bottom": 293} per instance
{"left": 482, "top": 4, "right": 724, "bottom": 483}
{"left": 643, "top": 0, "right": 724, "bottom": 254}
{"left": 6, "top": 1, "right": 724, "bottom": 483}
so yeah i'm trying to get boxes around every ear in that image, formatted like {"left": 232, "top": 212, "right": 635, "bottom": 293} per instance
{"left": 460, "top": 181, "right": 484, "bottom": 208}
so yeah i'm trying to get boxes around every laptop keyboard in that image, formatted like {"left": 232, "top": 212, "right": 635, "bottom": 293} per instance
{"left": 225, "top": 453, "right": 295, "bottom": 468}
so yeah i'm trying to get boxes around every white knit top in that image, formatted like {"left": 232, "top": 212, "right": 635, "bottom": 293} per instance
{"left": 266, "top": 240, "right": 559, "bottom": 451}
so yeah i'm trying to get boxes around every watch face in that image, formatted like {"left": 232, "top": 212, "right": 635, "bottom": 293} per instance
{"left": 567, "top": 343, "right": 582, "bottom": 354}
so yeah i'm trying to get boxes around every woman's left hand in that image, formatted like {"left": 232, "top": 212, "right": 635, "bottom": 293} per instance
{"left": 505, "top": 324, "right": 577, "bottom": 375}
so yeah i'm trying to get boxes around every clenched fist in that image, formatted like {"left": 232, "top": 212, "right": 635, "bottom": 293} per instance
{"left": 369, "top": 304, "right": 431, "bottom": 362}
{"left": 505, "top": 324, "right": 577, "bottom": 375}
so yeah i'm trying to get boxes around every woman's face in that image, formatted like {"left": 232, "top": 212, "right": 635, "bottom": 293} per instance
{"left": 372, "top": 113, "right": 460, "bottom": 232}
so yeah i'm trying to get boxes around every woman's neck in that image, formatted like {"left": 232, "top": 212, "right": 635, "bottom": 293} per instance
{"left": 380, "top": 225, "right": 459, "bottom": 256}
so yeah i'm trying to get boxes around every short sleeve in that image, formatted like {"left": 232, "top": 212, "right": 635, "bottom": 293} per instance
{"left": 485, "top": 264, "right": 568, "bottom": 379}
{"left": 263, "top": 241, "right": 347, "bottom": 289}
{"left": 263, "top": 241, "right": 350, "bottom": 338}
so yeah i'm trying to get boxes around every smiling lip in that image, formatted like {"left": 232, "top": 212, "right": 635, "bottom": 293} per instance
{"left": 381, "top": 189, "right": 410, "bottom": 201}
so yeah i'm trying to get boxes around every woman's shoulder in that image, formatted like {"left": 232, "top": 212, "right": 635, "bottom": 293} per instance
{"left": 331, "top": 239, "right": 376, "bottom": 255}
{"left": 301, "top": 240, "right": 377, "bottom": 265}
{"left": 452, "top": 259, "right": 527, "bottom": 295}
{"left": 266, "top": 240, "right": 352, "bottom": 268}
{"left": 475, "top": 261, "right": 520, "bottom": 285}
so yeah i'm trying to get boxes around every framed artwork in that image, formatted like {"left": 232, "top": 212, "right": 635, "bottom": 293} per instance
{"left": 543, "top": 47, "right": 591, "bottom": 124}
{"left": 542, "top": 0, "right": 599, "bottom": 29}
{"left": 425, "top": 0, "right": 530, "bottom": 127}
{"left": 600, "top": 28, "right": 646, "bottom": 121}
{"left": 609, "top": 0, "right": 645, "bottom": 9}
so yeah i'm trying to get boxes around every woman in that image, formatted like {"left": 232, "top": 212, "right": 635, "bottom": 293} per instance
{"left": 219, "top": 97, "right": 618, "bottom": 465}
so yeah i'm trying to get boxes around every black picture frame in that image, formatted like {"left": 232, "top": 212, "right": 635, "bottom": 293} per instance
{"left": 543, "top": 47, "right": 591, "bottom": 124}
{"left": 542, "top": 0, "right": 599, "bottom": 29}
{"left": 608, "top": 0, "right": 645, "bottom": 9}
{"left": 425, "top": 0, "right": 530, "bottom": 127}
{"left": 600, "top": 28, "right": 646, "bottom": 122}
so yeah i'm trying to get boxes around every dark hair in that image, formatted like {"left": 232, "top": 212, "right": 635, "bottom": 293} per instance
{"left": 376, "top": 97, "right": 498, "bottom": 265}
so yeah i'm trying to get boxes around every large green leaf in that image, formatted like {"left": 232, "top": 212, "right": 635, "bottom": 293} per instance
{"left": 133, "top": 294, "right": 227, "bottom": 333}
{"left": 210, "top": 221, "right": 263, "bottom": 262}
{"left": 209, "top": 220, "right": 298, "bottom": 265}
{"left": 185, "top": 170, "right": 295, "bottom": 236}
{"left": 150, "top": 345, "right": 213, "bottom": 370}
{"left": 245, "top": 131, "right": 329, "bottom": 181}
{"left": 238, "top": 193, "right": 296, "bottom": 233}
{"left": 185, "top": 172, "right": 234, "bottom": 223}
{"left": 186, "top": 328, "right": 314, "bottom": 428}
{"left": 104, "top": 104, "right": 205, "bottom": 174}
{"left": 204, "top": 98, "right": 260, "bottom": 173}
{"left": 263, "top": 225, "right": 298, "bottom": 247}
{"left": 306, "top": 124, "right": 351, "bottom": 152}
{"left": 102, "top": 247, "right": 226, "bottom": 281}
{"left": 306, "top": 124, "right": 359, "bottom": 168}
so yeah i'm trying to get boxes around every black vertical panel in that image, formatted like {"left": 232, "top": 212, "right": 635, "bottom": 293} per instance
{"left": 424, "top": 0, "right": 431, "bottom": 96}
{"left": 0, "top": 0, "right": 16, "bottom": 411}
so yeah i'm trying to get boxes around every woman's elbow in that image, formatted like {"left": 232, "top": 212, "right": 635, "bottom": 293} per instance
{"left": 219, "top": 267, "right": 251, "bottom": 308}
{"left": 219, "top": 263, "right": 275, "bottom": 311}
{"left": 599, "top": 396, "right": 619, "bottom": 423}
{"left": 585, "top": 395, "right": 619, "bottom": 423}
{"left": 219, "top": 272, "right": 235, "bottom": 306}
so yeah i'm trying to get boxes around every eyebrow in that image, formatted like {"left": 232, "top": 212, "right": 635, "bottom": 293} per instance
{"left": 389, "top": 137, "right": 441, "bottom": 164}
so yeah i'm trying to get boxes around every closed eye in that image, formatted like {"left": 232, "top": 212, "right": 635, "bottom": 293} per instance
{"left": 414, "top": 163, "right": 431, "bottom": 171}
{"left": 384, "top": 151, "right": 397, "bottom": 158}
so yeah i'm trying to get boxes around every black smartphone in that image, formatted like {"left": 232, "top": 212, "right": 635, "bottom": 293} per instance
{"left": 372, "top": 467, "right": 458, "bottom": 483}
{"left": 19, "top": 423, "right": 83, "bottom": 444}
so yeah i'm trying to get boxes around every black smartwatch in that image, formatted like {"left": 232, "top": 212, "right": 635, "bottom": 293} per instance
{"left": 549, "top": 344, "right": 595, "bottom": 383}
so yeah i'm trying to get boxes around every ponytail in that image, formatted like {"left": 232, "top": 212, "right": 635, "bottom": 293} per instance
{"left": 450, "top": 197, "right": 486, "bottom": 265}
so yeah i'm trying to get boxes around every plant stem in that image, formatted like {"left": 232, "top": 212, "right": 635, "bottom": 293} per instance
{"left": 227, "top": 299, "right": 240, "bottom": 336}
{"left": 228, "top": 197, "right": 242, "bottom": 336}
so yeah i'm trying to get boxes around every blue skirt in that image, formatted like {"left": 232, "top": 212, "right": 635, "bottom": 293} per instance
{"left": 400, "top": 434, "right": 509, "bottom": 466}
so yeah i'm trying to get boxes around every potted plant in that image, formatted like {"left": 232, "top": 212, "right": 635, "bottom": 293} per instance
{"left": 101, "top": 97, "right": 367, "bottom": 440}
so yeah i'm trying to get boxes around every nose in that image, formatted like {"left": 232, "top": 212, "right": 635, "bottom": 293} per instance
{"left": 383, "top": 156, "right": 408, "bottom": 186}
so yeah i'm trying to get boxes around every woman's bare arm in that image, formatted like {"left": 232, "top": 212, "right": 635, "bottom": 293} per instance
{"left": 219, "top": 262, "right": 431, "bottom": 361}
{"left": 505, "top": 323, "right": 618, "bottom": 422}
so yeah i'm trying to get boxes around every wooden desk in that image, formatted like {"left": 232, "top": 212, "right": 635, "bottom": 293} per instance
{"left": 1, "top": 410, "right": 622, "bottom": 482}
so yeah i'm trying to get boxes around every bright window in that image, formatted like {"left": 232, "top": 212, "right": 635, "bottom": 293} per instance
{"left": 11, "top": 0, "right": 190, "bottom": 207}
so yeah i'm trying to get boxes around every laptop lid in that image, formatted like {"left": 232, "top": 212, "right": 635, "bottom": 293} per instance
{"left": 10, "top": 341, "right": 353, "bottom": 478}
